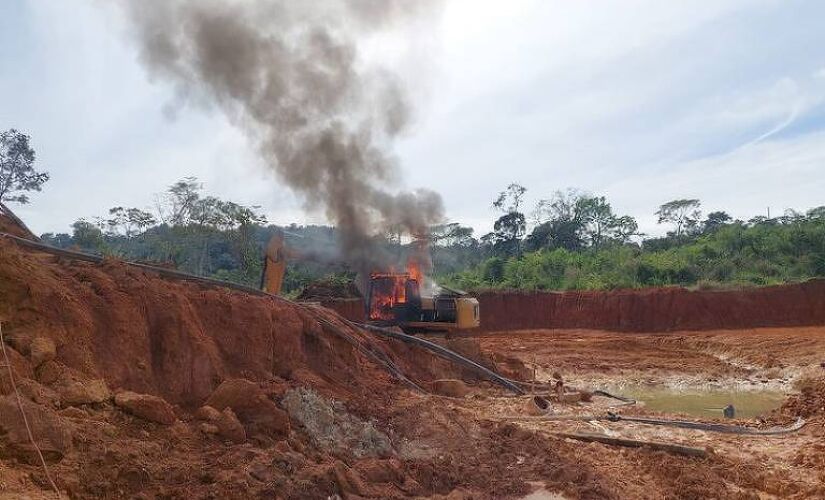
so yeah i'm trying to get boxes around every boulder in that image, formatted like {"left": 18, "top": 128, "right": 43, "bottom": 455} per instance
{"left": 0, "top": 395, "right": 72, "bottom": 463}
{"left": 29, "top": 337, "right": 56, "bottom": 368}
{"left": 198, "top": 422, "right": 220, "bottom": 435}
{"left": 431, "top": 379, "right": 470, "bottom": 398}
{"left": 0, "top": 345, "right": 32, "bottom": 395}
{"left": 205, "top": 379, "right": 290, "bottom": 438}
{"left": 194, "top": 405, "right": 221, "bottom": 422}
{"left": 216, "top": 408, "right": 246, "bottom": 443}
{"left": 114, "top": 391, "right": 177, "bottom": 425}
{"left": 35, "top": 360, "right": 64, "bottom": 385}
{"left": 17, "top": 379, "right": 60, "bottom": 407}
{"left": 59, "top": 379, "right": 111, "bottom": 407}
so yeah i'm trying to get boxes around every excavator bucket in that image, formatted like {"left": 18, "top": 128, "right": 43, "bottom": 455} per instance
{"left": 260, "top": 231, "right": 287, "bottom": 295}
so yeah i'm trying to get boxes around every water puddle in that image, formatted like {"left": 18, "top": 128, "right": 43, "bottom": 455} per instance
{"left": 619, "top": 386, "right": 787, "bottom": 419}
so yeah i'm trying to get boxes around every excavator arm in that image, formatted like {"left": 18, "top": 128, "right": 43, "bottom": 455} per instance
{"left": 260, "top": 232, "right": 287, "bottom": 295}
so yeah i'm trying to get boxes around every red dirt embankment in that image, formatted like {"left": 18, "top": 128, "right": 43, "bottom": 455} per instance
{"left": 474, "top": 280, "right": 825, "bottom": 332}
{"left": 0, "top": 234, "right": 425, "bottom": 413}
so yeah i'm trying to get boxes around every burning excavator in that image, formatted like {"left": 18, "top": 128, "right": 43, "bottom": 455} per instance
{"left": 260, "top": 232, "right": 480, "bottom": 332}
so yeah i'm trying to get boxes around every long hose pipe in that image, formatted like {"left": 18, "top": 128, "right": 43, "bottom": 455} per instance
{"left": 502, "top": 412, "right": 806, "bottom": 435}
{"left": 350, "top": 321, "right": 527, "bottom": 396}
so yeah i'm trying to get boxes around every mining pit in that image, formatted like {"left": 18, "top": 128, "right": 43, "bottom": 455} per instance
{"left": 0, "top": 212, "right": 824, "bottom": 499}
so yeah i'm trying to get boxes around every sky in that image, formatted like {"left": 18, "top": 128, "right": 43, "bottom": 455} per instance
{"left": 1, "top": 0, "right": 824, "bottom": 238}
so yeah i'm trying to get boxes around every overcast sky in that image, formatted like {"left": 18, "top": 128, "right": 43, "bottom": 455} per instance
{"left": 2, "top": 0, "right": 824, "bottom": 238}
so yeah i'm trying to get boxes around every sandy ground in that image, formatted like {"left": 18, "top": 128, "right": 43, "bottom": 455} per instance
{"left": 478, "top": 327, "right": 825, "bottom": 390}
{"left": 467, "top": 327, "right": 825, "bottom": 498}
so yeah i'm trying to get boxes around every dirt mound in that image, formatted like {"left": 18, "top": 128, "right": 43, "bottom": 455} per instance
{"left": 0, "top": 204, "right": 39, "bottom": 240}
{"left": 0, "top": 239, "right": 393, "bottom": 407}
{"left": 779, "top": 377, "right": 825, "bottom": 419}
{"left": 475, "top": 280, "right": 825, "bottom": 332}
{"left": 297, "top": 279, "right": 367, "bottom": 322}
{"left": 297, "top": 278, "right": 362, "bottom": 300}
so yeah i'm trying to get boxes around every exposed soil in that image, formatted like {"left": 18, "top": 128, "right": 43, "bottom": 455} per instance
{"left": 474, "top": 282, "right": 825, "bottom": 332}
{"left": 297, "top": 279, "right": 363, "bottom": 301}
{"left": 1, "top": 211, "right": 824, "bottom": 498}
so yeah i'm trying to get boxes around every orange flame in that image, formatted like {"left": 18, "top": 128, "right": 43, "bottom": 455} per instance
{"left": 368, "top": 271, "right": 409, "bottom": 321}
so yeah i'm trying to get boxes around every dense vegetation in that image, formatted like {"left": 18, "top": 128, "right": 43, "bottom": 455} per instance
{"left": 441, "top": 217, "right": 825, "bottom": 291}
{"left": 33, "top": 177, "right": 825, "bottom": 295}
{"left": 440, "top": 186, "right": 825, "bottom": 291}
{"left": 38, "top": 178, "right": 352, "bottom": 295}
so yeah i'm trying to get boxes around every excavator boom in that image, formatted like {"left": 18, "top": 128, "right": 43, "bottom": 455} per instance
{"left": 260, "top": 232, "right": 287, "bottom": 295}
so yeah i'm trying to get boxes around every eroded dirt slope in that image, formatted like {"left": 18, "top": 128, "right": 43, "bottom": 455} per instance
{"left": 475, "top": 282, "right": 825, "bottom": 332}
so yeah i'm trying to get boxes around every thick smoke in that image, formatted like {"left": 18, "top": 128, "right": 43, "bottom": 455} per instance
{"left": 120, "top": 0, "right": 444, "bottom": 273}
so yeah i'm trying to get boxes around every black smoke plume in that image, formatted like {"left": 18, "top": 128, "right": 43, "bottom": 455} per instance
{"left": 120, "top": 0, "right": 445, "bottom": 273}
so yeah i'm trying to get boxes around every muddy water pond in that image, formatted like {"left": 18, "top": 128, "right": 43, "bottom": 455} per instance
{"left": 619, "top": 386, "right": 787, "bottom": 419}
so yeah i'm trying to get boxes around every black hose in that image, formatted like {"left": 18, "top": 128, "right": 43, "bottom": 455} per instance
{"left": 500, "top": 376, "right": 637, "bottom": 406}
{"left": 502, "top": 412, "right": 806, "bottom": 435}
{"left": 351, "top": 322, "right": 527, "bottom": 396}
{"left": 592, "top": 390, "right": 637, "bottom": 406}
{"left": 611, "top": 414, "right": 806, "bottom": 435}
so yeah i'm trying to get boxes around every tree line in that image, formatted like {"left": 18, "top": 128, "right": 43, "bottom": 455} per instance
{"left": 435, "top": 183, "right": 825, "bottom": 291}
{"left": 3, "top": 129, "right": 824, "bottom": 293}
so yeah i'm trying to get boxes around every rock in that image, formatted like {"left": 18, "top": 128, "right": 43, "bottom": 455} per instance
{"left": 35, "top": 360, "right": 63, "bottom": 385}
{"left": 445, "top": 338, "right": 487, "bottom": 364}
{"left": 198, "top": 422, "right": 220, "bottom": 435}
{"left": 114, "top": 391, "right": 177, "bottom": 425}
{"left": 431, "top": 379, "right": 470, "bottom": 398}
{"left": 29, "top": 337, "right": 56, "bottom": 368}
{"left": 333, "top": 461, "right": 372, "bottom": 497}
{"left": 558, "top": 392, "right": 583, "bottom": 403}
{"left": 59, "top": 379, "right": 111, "bottom": 406}
{"left": 490, "top": 353, "right": 534, "bottom": 382}
{"left": 0, "top": 346, "right": 32, "bottom": 395}
{"left": 354, "top": 458, "right": 403, "bottom": 484}
{"left": 205, "top": 379, "right": 290, "bottom": 438}
{"left": 17, "top": 378, "right": 60, "bottom": 407}
{"left": 4, "top": 332, "right": 31, "bottom": 355}
{"left": 60, "top": 406, "right": 88, "bottom": 419}
{"left": 216, "top": 408, "right": 246, "bottom": 443}
{"left": 194, "top": 405, "right": 221, "bottom": 422}
{"left": 0, "top": 395, "right": 72, "bottom": 463}
{"left": 281, "top": 388, "right": 392, "bottom": 459}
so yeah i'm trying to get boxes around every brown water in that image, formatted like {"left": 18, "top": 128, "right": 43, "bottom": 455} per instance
{"left": 620, "top": 386, "right": 786, "bottom": 419}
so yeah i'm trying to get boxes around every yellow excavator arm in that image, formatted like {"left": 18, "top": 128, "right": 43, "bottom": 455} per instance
{"left": 260, "top": 232, "right": 287, "bottom": 295}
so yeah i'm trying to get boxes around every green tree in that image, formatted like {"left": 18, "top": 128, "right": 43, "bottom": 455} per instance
{"left": 807, "top": 206, "right": 825, "bottom": 220}
{"left": 576, "top": 196, "right": 614, "bottom": 246}
{"left": 528, "top": 189, "right": 587, "bottom": 251}
{"left": 104, "top": 207, "right": 157, "bottom": 237}
{"left": 0, "top": 129, "right": 49, "bottom": 204}
{"left": 491, "top": 183, "right": 527, "bottom": 257}
{"left": 612, "top": 215, "right": 640, "bottom": 243}
{"left": 656, "top": 199, "right": 701, "bottom": 237}
{"left": 702, "top": 211, "right": 732, "bottom": 233}
{"left": 71, "top": 219, "right": 104, "bottom": 251}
